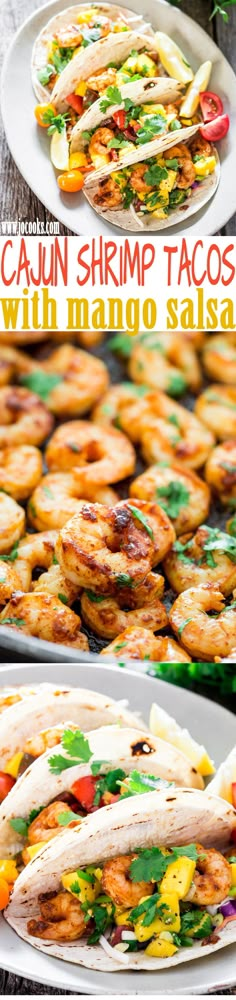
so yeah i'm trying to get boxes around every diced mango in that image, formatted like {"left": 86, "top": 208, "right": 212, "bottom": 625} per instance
{"left": 77, "top": 10, "right": 98, "bottom": 22}
{"left": 115, "top": 906, "right": 132, "bottom": 926}
{"left": 135, "top": 893, "right": 180, "bottom": 941}
{"left": 160, "top": 170, "right": 176, "bottom": 194}
{"left": 145, "top": 937, "right": 177, "bottom": 957}
{"left": 62, "top": 869, "right": 100, "bottom": 903}
{"left": 152, "top": 208, "right": 168, "bottom": 220}
{"left": 22, "top": 841, "right": 45, "bottom": 864}
{"left": 194, "top": 156, "right": 216, "bottom": 178}
{"left": 69, "top": 152, "right": 88, "bottom": 169}
{"left": 0, "top": 860, "right": 18, "bottom": 883}
{"left": 90, "top": 152, "right": 110, "bottom": 168}
{"left": 5, "top": 753, "right": 23, "bottom": 778}
{"left": 142, "top": 104, "right": 166, "bottom": 116}
{"left": 230, "top": 862, "right": 236, "bottom": 887}
{"left": 75, "top": 81, "right": 87, "bottom": 96}
{"left": 159, "top": 857, "right": 196, "bottom": 899}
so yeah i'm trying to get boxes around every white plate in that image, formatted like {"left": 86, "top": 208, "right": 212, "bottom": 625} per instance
{"left": 0, "top": 659, "right": 235, "bottom": 994}
{"left": 1, "top": 0, "right": 236, "bottom": 236}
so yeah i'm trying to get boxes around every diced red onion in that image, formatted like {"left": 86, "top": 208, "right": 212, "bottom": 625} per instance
{"left": 192, "top": 181, "right": 200, "bottom": 188}
{"left": 220, "top": 899, "right": 236, "bottom": 918}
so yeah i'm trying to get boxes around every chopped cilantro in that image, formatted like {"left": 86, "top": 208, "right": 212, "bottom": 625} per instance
{"left": 156, "top": 482, "right": 190, "bottom": 519}
{"left": 129, "top": 504, "right": 154, "bottom": 539}
{"left": 48, "top": 729, "right": 92, "bottom": 774}
{"left": 20, "top": 371, "right": 63, "bottom": 401}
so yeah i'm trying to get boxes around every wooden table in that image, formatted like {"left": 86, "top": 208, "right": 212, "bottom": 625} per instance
{"left": 0, "top": 0, "right": 236, "bottom": 992}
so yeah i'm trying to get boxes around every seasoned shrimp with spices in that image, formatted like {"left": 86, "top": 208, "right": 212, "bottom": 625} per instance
{"left": 135, "top": 391, "right": 214, "bottom": 469}
{"left": 27, "top": 802, "right": 80, "bottom": 847}
{"left": 33, "top": 562, "right": 79, "bottom": 606}
{"left": 163, "top": 144, "right": 195, "bottom": 189}
{"left": 0, "top": 493, "right": 25, "bottom": 553}
{"left": 28, "top": 472, "right": 118, "bottom": 531}
{"left": 169, "top": 584, "right": 236, "bottom": 660}
{"left": 94, "top": 176, "right": 123, "bottom": 208}
{"left": 92, "top": 382, "right": 148, "bottom": 429}
{"left": 0, "top": 386, "right": 53, "bottom": 447}
{"left": 86, "top": 66, "right": 117, "bottom": 93}
{"left": 10, "top": 531, "right": 58, "bottom": 591}
{"left": 101, "top": 626, "right": 191, "bottom": 662}
{"left": 128, "top": 331, "right": 202, "bottom": 395}
{"left": 28, "top": 891, "right": 86, "bottom": 941}
{"left": 102, "top": 854, "right": 153, "bottom": 907}
{"left": 46, "top": 420, "right": 136, "bottom": 486}
{"left": 195, "top": 386, "right": 236, "bottom": 439}
{"left": 205, "top": 441, "right": 236, "bottom": 505}
{"left": 130, "top": 462, "right": 210, "bottom": 536}
{"left": 164, "top": 525, "right": 236, "bottom": 596}
{"left": 56, "top": 499, "right": 175, "bottom": 594}
{"left": 202, "top": 333, "right": 236, "bottom": 385}
{"left": 0, "top": 445, "right": 42, "bottom": 501}
{"left": 81, "top": 571, "right": 168, "bottom": 639}
{"left": 41, "top": 345, "right": 109, "bottom": 417}
{"left": 130, "top": 165, "right": 152, "bottom": 194}
{"left": 0, "top": 593, "right": 89, "bottom": 650}
{"left": 0, "top": 561, "right": 22, "bottom": 606}
{"left": 89, "top": 127, "right": 115, "bottom": 158}
{"left": 186, "top": 843, "right": 232, "bottom": 905}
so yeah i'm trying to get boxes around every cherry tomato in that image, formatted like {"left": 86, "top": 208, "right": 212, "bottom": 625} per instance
{"left": 0, "top": 878, "right": 10, "bottom": 910}
{"left": 66, "top": 92, "right": 83, "bottom": 115}
{"left": 113, "top": 109, "right": 126, "bottom": 129}
{"left": 232, "top": 782, "right": 236, "bottom": 809}
{"left": 0, "top": 771, "right": 16, "bottom": 802}
{"left": 34, "top": 103, "right": 56, "bottom": 127}
{"left": 200, "top": 113, "right": 230, "bottom": 142}
{"left": 58, "top": 170, "right": 84, "bottom": 193}
{"left": 199, "top": 91, "right": 223, "bottom": 123}
{"left": 71, "top": 775, "right": 97, "bottom": 810}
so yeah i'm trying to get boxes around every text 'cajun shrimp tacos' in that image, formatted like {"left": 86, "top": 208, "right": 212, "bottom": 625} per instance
{"left": 32, "top": 3, "right": 148, "bottom": 102}
{"left": 5, "top": 789, "right": 236, "bottom": 970}
{"left": 0, "top": 724, "right": 204, "bottom": 861}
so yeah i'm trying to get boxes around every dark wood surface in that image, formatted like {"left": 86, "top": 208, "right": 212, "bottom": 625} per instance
{"left": 0, "top": 0, "right": 236, "bottom": 992}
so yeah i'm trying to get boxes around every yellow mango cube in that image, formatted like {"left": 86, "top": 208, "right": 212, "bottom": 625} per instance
{"left": 75, "top": 81, "right": 87, "bottom": 96}
{"left": 5, "top": 752, "right": 23, "bottom": 778}
{"left": 77, "top": 10, "right": 98, "bottom": 22}
{"left": 22, "top": 841, "right": 45, "bottom": 864}
{"left": 62, "top": 870, "right": 99, "bottom": 903}
{"left": 230, "top": 862, "right": 236, "bottom": 887}
{"left": 145, "top": 937, "right": 177, "bottom": 957}
{"left": 135, "top": 893, "right": 180, "bottom": 941}
{"left": 0, "top": 859, "right": 18, "bottom": 883}
{"left": 160, "top": 170, "right": 177, "bottom": 194}
{"left": 115, "top": 907, "right": 132, "bottom": 926}
{"left": 152, "top": 208, "right": 168, "bottom": 220}
{"left": 159, "top": 857, "right": 196, "bottom": 899}
{"left": 90, "top": 152, "right": 110, "bottom": 169}
{"left": 194, "top": 156, "right": 216, "bottom": 178}
{"left": 69, "top": 152, "right": 88, "bottom": 169}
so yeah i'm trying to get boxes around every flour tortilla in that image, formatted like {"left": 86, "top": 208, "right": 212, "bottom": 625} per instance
{"left": 70, "top": 76, "right": 183, "bottom": 153}
{"left": 32, "top": 4, "right": 150, "bottom": 102}
{"left": 5, "top": 788, "right": 236, "bottom": 970}
{"left": 0, "top": 685, "right": 145, "bottom": 771}
{"left": 51, "top": 31, "right": 159, "bottom": 111}
{"left": 0, "top": 724, "right": 204, "bottom": 856}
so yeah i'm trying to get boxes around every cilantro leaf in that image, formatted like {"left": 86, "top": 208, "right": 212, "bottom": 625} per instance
{"left": 119, "top": 770, "right": 173, "bottom": 797}
{"left": 20, "top": 371, "right": 63, "bottom": 401}
{"left": 0, "top": 617, "right": 25, "bottom": 627}
{"left": 178, "top": 617, "right": 192, "bottom": 637}
{"left": 37, "top": 64, "right": 55, "bottom": 86}
{"left": 130, "top": 843, "right": 200, "bottom": 883}
{"left": 99, "top": 86, "right": 122, "bottom": 112}
{"left": 144, "top": 163, "right": 168, "bottom": 186}
{"left": 1, "top": 541, "right": 19, "bottom": 562}
{"left": 58, "top": 810, "right": 79, "bottom": 826}
{"left": 48, "top": 728, "right": 92, "bottom": 774}
{"left": 156, "top": 482, "right": 190, "bottom": 519}
{"left": 129, "top": 504, "right": 154, "bottom": 540}
{"left": 10, "top": 817, "right": 29, "bottom": 836}
{"left": 84, "top": 591, "right": 106, "bottom": 603}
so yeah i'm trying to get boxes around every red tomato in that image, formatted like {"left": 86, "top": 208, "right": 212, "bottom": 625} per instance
{"left": 0, "top": 772, "right": 16, "bottom": 802}
{"left": 71, "top": 775, "right": 97, "bottom": 810}
{"left": 200, "top": 113, "right": 230, "bottom": 142}
{"left": 66, "top": 93, "right": 83, "bottom": 115}
{"left": 113, "top": 109, "right": 126, "bottom": 129}
{"left": 232, "top": 782, "right": 236, "bottom": 808}
{"left": 199, "top": 91, "right": 223, "bottom": 123}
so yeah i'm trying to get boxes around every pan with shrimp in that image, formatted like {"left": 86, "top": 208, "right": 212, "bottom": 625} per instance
{"left": 5, "top": 787, "right": 236, "bottom": 969}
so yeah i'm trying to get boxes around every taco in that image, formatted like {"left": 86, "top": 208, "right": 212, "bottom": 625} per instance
{"left": 5, "top": 788, "right": 236, "bottom": 969}
{"left": 0, "top": 724, "right": 204, "bottom": 860}
{"left": 32, "top": 4, "right": 149, "bottom": 103}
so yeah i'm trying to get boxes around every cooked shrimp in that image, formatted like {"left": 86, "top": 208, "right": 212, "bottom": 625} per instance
{"left": 33, "top": 562, "right": 79, "bottom": 606}
{"left": 101, "top": 625, "right": 191, "bottom": 662}
{"left": 128, "top": 331, "right": 202, "bottom": 394}
{"left": 54, "top": 25, "right": 82, "bottom": 47}
{"left": 56, "top": 499, "right": 175, "bottom": 593}
{"left": 202, "top": 333, "right": 236, "bottom": 385}
{"left": 0, "top": 386, "right": 53, "bottom": 446}
{"left": 205, "top": 441, "right": 236, "bottom": 505}
{"left": 81, "top": 571, "right": 167, "bottom": 639}
{"left": 92, "top": 382, "right": 148, "bottom": 429}
{"left": 41, "top": 344, "right": 109, "bottom": 417}
{"left": 11, "top": 531, "right": 58, "bottom": 590}
{"left": 190, "top": 134, "right": 212, "bottom": 158}
{"left": 163, "top": 143, "right": 195, "bottom": 189}
{"left": 0, "top": 445, "right": 42, "bottom": 501}
{"left": 164, "top": 526, "right": 236, "bottom": 597}
{"left": 0, "top": 592, "right": 89, "bottom": 650}
{"left": 27, "top": 802, "right": 80, "bottom": 846}
{"left": 195, "top": 386, "right": 236, "bottom": 440}
{"left": 28, "top": 891, "right": 86, "bottom": 941}
{"left": 169, "top": 585, "right": 236, "bottom": 660}
{"left": 94, "top": 176, "right": 123, "bottom": 208}
{"left": 45, "top": 420, "right": 136, "bottom": 486}
{"left": 130, "top": 165, "right": 152, "bottom": 194}
{"left": 136, "top": 391, "right": 214, "bottom": 469}
{"left": 0, "top": 346, "right": 34, "bottom": 385}
{"left": 0, "top": 560, "right": 22, "bottom": 606}
{"left": 86, "top": 67, "right": 117, "bottom": 92}
{"left": 0, "top": 493, "right": 25, "bottom": 553}
{"left": 130, "top": 462, "right": 210, "bottom": 536}
{"left": 89, "top": 127, "right": 115, "bottom": 157}
{"left": 28, "top": 472, "right": 118, "bottom": 531}
{"left": 102, "top": 854, "right": 153, "bottom": 907}
{"left": 186, "top": 843, "right": 232, "bottom": 905}
{"left": 23, "top": 724, "right": 72, "bottom": 758}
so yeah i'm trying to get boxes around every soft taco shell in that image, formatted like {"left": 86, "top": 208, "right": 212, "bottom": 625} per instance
{"left": 0, "top": 685, "right": 145, "bottom": 770}
{"left": 32, "top": 4, "right": 149, "bottom": 102}
{"left": 5, "top": 788, "right": 236, "bottom": 970}
{"left": 70, "top": 77, "right": 183, "bottom": 153}
{"left": 51, "top": 31, "right": 159, "bottom": 111}
{"left": 0, "top": 724, "right": 204, "bottom": 856}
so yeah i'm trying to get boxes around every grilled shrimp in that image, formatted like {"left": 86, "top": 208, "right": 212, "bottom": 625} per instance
{"left": 89, "top": 127, "right": 115, "bottom": 156}
{"left": 28, "top": 891, "right": 86, "bottom": 941}
{"left": 101, "top": 625, "right": 191, "bottom": 662}
{"left": 81, "top": 571, "right": 168, "bottom": 639}
{"left": 86, "top": 66, "right": 117, "bottom": 92}
{"left": 41, "top": 345, "right": 109, "bottom": 417}
{"left": 0, "top": 593, "right": 89, "bottom": 650}
{"left": 169, "top": 585, "right": 236, "bottom": 660}
{"left": 45, "top": 420, "right": 136, "bottom": 486}
{"left": 11, "top": 531, "right": 58, "bottom": 590}
{"left": 27, "top": 802, "right": 80, "bottom": 846}
{"left": 130, "top": 165, "right": 152, "bottom": 194}
{"left": 0, "top": 445, "right": 42, "bottom": 501}
{"left": 130, "top": 462, "right": 210, "bottom": 536}
{"left": 205, "top": 440, "right": 236, "bottom": 505}
{"left": 33, "top": 562, "right": 79, "bottom": 606}
{"left": 190, "top": 134, "right": 212, "bottom": 159}
{"left": 163, "top": 144, "right": 195, "bottom": 189}
{"left": 23, "top": 725, "right": 72, "bottom": 758}
{"left": 28, "top": 472, "right": 118, "bottom": 531}
{"left": 186, "top": 843, "right": 232, "bottom": 905}
{"left": 92, "top": 382, "right": 148, "bottom": 429}
{"left": 164, "top": 526, "right": 236, "bottom": 597}
{"left": 0, "top": 560, "right": 22, "bottom": 606}
{"left": 137, "top": 391, "right": 214, "bottom": 469}
{"left": 56, "top": 499, "right": 175, "bottom": 594}
{"left": 128, "top": 331, "right": 202, "bottom": 394}
{"left": 195, "top": 386, "right": 236, "bottom": 440}
{"left": 94, "top": 176, "right": 123, "bottom": 208}
{"left": 202, "top": 333, "right": 236, "bottom": 385}
{"left": 0, "top": 493, "right": 25, "bottom": 552}
{"left": 0, "top": 386, "right": 53, "bottom": 447}
{"left": 54, "top": 25, "right": 83, "bottom": 47}
{"left": 102, "top": 854, "right": 153, "bottom": 907}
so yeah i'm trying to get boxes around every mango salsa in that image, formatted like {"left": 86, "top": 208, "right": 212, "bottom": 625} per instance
{"left": 5, "top": 752, "right": 23, "bottom": 778}
{"left": 135, "top": 892, "right": 180, "bottom": 942}
{"left": 145, "top": 937, "right": 177, "bottom": 957}
{"left": 159, "top": 857, "right": 196, "bottom": 899}
{"left": 62, "top": 869, "right": 100, "bottom": 903}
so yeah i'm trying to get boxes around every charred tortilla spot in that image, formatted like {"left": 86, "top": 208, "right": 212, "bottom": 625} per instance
{"left": 131, "top": 740, "right": 155, "bottom": 756}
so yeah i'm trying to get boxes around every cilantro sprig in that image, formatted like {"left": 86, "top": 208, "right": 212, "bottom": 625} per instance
{"left": 129, "top": 504, "right": 154, "bottom": 540}
{"left": 130, "top": 844, "right": 200, "bottom": 883}
{"left": 20, "top": 371, "right": 63, "bottom": 401}
{"left": 156, "top": 482, "right": 190, "bottom": 520}
{"left": 48, "top": 729, "right": 92, "bottom": 774}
